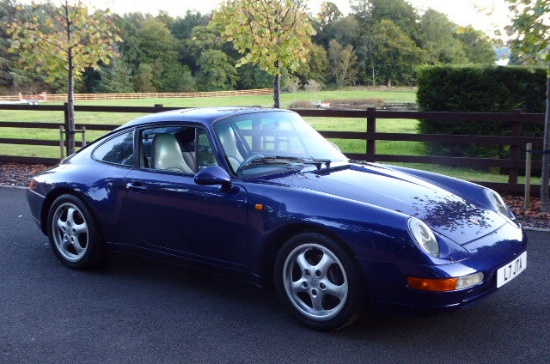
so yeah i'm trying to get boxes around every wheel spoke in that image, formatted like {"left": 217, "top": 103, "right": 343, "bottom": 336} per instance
{"left": 73, "top": 221, "right": 88, "bottom": 236}
{"left": 311, "top": 292, "right": 324, "bottom": 311}
{"left": 57, "top": 217, "right": 68, "bottom": 232}
{"left": 66, "top": 207, "right": 77, "bottom": 225}
{"left": 60, "top": 236, "right": 71, "bottom": 251}
{"left": 295, "top": 251, "right": 312, "bottom": 272}
{"left": 322, "top": 280, "right": 347, "bottom": 300}
{"left": 291, "top": 278, "right": 308, "bottom": 294}
{"left": 71, "top": 239, "right": 86, "bottom": 255}
{"left": 314, "top": 252, "right": 336, "bottom": 276}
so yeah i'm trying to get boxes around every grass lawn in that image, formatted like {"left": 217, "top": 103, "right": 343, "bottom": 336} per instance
{"left": 0, "top": 88, "right": 534, "bottom": 184}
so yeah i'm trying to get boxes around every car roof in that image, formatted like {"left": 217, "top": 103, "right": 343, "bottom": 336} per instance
{"left": 117, "top": 107, "right": 291, "bottom": 130}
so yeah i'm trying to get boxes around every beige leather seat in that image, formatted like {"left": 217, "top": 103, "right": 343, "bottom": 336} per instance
{"left": 217, "top": 126, "right": 244, "bottom": 172}
{"left": 151, "top": 133, "right": 194, "bottom": 174}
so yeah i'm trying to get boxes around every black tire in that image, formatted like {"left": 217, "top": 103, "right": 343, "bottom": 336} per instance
{"left": 47, "top": 194, "right": 106, "bottom": 269}
{"left": 274, "top": 232, "right": 365, "bottom": 330}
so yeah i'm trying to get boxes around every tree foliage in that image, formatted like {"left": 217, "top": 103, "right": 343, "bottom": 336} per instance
{"left": 8, "top": 1, "right": 119, "bottom": 84}
{"left": 1, "top": 0, "right": 502, "bottom": 96}
{"left": 8, "top": 0, "right": 120, "bottom": 155}
{"left": 363, "top": 19, "right": 427, "bottom": 86}
{"left": 416, "top": 9, "right": 469, "bottom": 65}
{"left": 210, "top": 0, "right": 315, "bottom": 107}
{"left": 328, "top": 40, "right": 358, "bottom": 86}
{"left": 96, "top": 59, "right": 133, "bottom": 93}
{"left": 196, "top": 49, "right": 239, "bottom": 91}
{"left": 456, "top": 27, "right": 497, "bottom": 64}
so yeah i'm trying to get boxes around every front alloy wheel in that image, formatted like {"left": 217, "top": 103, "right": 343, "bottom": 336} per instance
{"left": 275, "top": 233, "right": 364, "bottom": 330}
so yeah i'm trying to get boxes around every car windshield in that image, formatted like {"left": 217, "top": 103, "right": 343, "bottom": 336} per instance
{"left": 213, "top": 111, "right": 347, "bottom": 177}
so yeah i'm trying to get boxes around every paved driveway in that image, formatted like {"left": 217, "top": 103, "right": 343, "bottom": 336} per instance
{"left": 1, "top": 186, "right": 549, "bottom": 363}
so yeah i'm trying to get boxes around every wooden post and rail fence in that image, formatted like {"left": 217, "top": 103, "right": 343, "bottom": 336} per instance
{"left": 0, "top": 103, "right": 545, "bottom": 195}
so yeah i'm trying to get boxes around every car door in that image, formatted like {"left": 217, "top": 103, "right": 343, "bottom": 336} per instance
{"left": 119, "top": 125, "right": 249, "bottom": 269}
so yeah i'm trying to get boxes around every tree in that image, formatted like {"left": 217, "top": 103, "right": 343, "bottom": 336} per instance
{"left": 331, "top": 15, "right": 361, "bottom": 48}
{"left": 328, "top": 40, "right": 358, "bottom": 86}
{"left": 211, "top": 0, "right": 315, "bottom": 108}
{"left": 313, "top": 1, "right": 343, "bottom": 48}
{"left": 0, "top": 0, "right": 17, "bottom": 92}
{"left": 170, "top": 10, "right": 210, "bottom": 41}
{"left": 416, "top": 9, "right": 468, "bottom": 65}
{"left": 505, "top": 0, "right": 550, "bottom": 210}
{"left": 134, "top": 63, "right": 156, "bottom": 92}
{"left": 294, "top": 42, "right": 329, "bottom": 85}
{"left": 96, "top": 58, "right": 134, "bottom": 93}
{"left": 182, "top": 25, "right": 221, "bottom": 73}
{"left": 368, "top": 0, "right": 418, "bottom": 39}
{"left": 158, "top": 62, "right": 196, "bottom": 92}
{"left": 362, "top": 19, "right": 427, "bottom": 86}
{"left": 139, "top": 17, "right": 178, "bottom": 64}
{"left": 196, "top": 49, "right": 239, "bottom": 91}
{"left": 318, "top": 1, "right": 343, "bottom": 26}
{"left": 237, "top": 63, "right": 273, "bottom": 89}
{"left": 8, "top": 0, "right": 120, "bottom": 155}
{"left": 113, "top": 13, "right": 146, "bottom": 73}
{"left": 456, "top": 26, "right": 496, "bottom": 64}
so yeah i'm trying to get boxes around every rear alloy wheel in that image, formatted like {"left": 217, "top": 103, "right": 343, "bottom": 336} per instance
{"left": 275, "top": 233, "right": 364, "bottom": 330}
{"left": 47, "top": 194, "right": 105, "bottom": 269}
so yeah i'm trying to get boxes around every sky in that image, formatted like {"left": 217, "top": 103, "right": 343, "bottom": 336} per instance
{"left": 92, "top": 0, "right": 511, "bottom": 36}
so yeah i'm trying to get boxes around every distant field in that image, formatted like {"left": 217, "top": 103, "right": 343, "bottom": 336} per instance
{"left": 0, "top": 88, "right": 535, "bottom": 184}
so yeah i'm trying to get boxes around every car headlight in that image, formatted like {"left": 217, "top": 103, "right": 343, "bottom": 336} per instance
{"left": 408, "top": 217, "right": 439, "bottom": 257}
{"left": 485, "top": 189, "right": 514, "bottom": 220}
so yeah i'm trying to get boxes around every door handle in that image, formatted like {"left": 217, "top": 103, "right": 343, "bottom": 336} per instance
{"left": 126, "top": 182, "right": 147, "bottom": 191}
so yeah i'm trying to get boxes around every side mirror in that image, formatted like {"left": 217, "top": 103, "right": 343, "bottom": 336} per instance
{"left": 194, "top": 166, "right": 232, "bottom": 190}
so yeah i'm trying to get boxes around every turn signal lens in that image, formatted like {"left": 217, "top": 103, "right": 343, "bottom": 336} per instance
{"left": 408, "top": 272, "right": 484, "bottom": 292}
{"left": 407, "top": 277, "right": 458, "bottom": 292}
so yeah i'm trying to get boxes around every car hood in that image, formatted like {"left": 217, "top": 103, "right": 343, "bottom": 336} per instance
{"left": 260, "top": 164, "right": 507, "bottom": 245}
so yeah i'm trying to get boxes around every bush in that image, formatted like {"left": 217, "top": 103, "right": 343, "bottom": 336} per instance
{"left": 304, "top": 80, "right": 323, "bottom": 92}
{"left": 417, "top": 65, "right": 546, "bottom": 159}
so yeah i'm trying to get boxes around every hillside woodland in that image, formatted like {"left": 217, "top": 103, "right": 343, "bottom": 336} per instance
{"left": 0, "top": 0, "right": 498, "bottom": 95}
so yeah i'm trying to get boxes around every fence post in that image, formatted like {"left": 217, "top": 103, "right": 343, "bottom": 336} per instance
{"left": 63, "top": 102, "right": 70, "bottom": 156}
{"left": 524, "top": 143, "right": 532, "bottom": 209}
{"left": 59, "top": 126, "right": 65, "bottom": 160}
{"left": 81, "top": 126, "right": 86, "bottom": 148}
{"left": 366, "top": 107, "right": 376, "bottom": 162}
{"left": 508, "top": 109, "right": 522, "bottom": 184}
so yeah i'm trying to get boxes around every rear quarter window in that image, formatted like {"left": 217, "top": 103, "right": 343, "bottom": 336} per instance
{"left": 93, "top": 131, "right": 134, "bottom": 166}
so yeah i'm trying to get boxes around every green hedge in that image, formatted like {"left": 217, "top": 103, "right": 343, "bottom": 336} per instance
{"left": 417, "top": 65, "right": 546, "bottom": 159}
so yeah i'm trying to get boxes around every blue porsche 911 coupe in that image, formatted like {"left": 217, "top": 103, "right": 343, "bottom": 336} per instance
{"left": 27, "top": 107, "right": 527, "bottom": 330}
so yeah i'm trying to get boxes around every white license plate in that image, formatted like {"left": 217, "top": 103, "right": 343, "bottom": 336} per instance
{"left": 496, "top": 251, "right": 527, "bottom": 288}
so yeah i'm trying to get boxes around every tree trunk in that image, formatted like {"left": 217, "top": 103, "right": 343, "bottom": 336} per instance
{"left": 541, "top": 72, "right": 550, "bottom": 211}
{"left": 67, "top": 48, "right": 76, "bottom": 156}
{"left": 273, "top": 61, "right": 281, "bottom": 108}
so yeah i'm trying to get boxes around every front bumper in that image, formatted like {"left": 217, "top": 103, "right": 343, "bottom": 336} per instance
{"left": 359, "top": 223, "right": 527, "bottom": 312}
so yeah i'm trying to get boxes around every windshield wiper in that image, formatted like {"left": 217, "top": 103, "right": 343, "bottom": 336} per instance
{"left": 238, "top": 155, "right": 331, "bottom": 172}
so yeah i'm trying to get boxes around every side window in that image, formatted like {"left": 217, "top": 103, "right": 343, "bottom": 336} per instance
{"left": 93, "top": 131, "right": 134, "bottom": 166}
{"left": 196, "top": 128, "right": 218, "bottom": 170}
{"left": 140, "top": 126, "right": 218, "bottom": 174}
